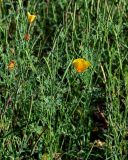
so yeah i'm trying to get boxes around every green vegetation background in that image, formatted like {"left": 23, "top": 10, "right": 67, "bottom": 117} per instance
{"left": 0, "top": 0, "right": 128, "bottom": 159}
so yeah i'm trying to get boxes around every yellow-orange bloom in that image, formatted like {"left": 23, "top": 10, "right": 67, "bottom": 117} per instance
{"left": 72, "top": 58, "right": 91, "bottom": 73}
{"left": 27, "top": 12, "right": 36, "bottom": 23}
{"left": 8, "top": 60, "right": 15, "bottom": 70}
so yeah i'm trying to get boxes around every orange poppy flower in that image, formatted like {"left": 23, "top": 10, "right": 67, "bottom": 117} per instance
{"left": 27, "top": 12, "right": 36, "bottom": 23}
{"left": 72, "top": 58, "right": 91, "bottom": 73}
{"left": 8, "top": 60, "right": 15, "bottom": 70}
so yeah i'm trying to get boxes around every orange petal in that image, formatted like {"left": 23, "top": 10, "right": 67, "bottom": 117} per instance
{"left": 72, "top": 58, "right": 91, "bottom": 73}
{"left": 8, "top": 60, "right": 15, "bottom": 70}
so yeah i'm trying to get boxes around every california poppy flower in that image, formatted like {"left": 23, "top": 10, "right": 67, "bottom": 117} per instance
{"left": 72, "top": 58, "right": 91, "bottom": 73}
{"left": 8, "top": 60, "right": 15, "bottom": 70}
{"left": 27, "top": 12, "right": 36, "bottom": 23}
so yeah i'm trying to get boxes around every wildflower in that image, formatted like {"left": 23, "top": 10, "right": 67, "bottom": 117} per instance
{"left": 94, "top": 139, "right": 105, "bottom": 148}
{"left": 24, "top": 33, "right": 30, "bottom": 41}
{"left": 72, "top": 58, "right": 91, "bottom": 73}
{"left": 27, "top": 12, "right": 36, "bottom": 23}
{"left": 8, "top": 60, "right": 15, "bottom": 70}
